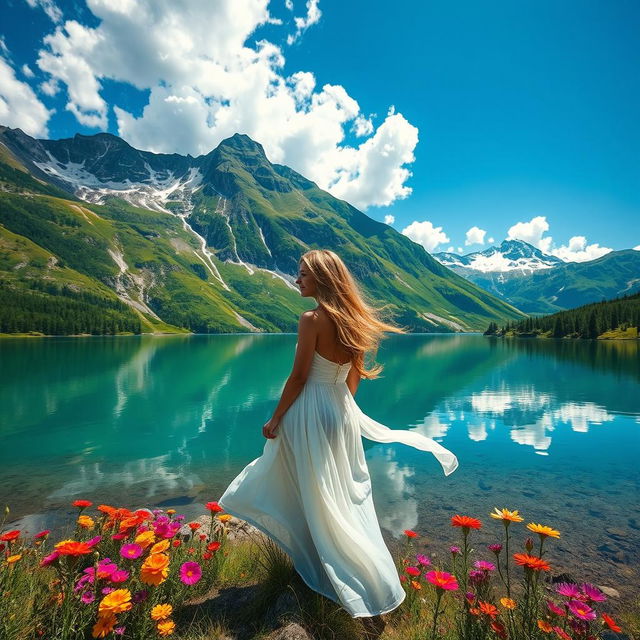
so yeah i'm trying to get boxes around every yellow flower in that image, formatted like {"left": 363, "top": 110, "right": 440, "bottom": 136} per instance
{"left": 490, "top": 508, "right": 524, "bottom": 523}
{"left": 54, "top": 538, "right": 75, "bottom": 549}
{"left": 166, "top": 509, "right": 176, "bottom": 515}
{"left": 151, "top": 604, "right": 173, "bottom": 621}
{"left": 134, "top": 530, "right": 156, "bottom": 548}
{"left": 98, "top": 589, "right": 132, "bottom": 616}
{"left": 150, "top": 539, "right": 170, "bottom": 555}
{"left": 157, "top": 619, "right": 176, "bottom": 636}
{"left": 92, "top": 614, "right": 116, "bottom": 638}
{"left": 6, "top": 554, "right": 22, "bottom": 564}
{"left": 217, "top": 514, "right": 232, "bottom": 523}
{"left": 500, "top": 597, "right": 517, "bottom": 610}
{"left": 77, "top": 515, "right": 95, "bottom": 529}
{"left": 526, "top": 523, "right": 560, "bottom": 538}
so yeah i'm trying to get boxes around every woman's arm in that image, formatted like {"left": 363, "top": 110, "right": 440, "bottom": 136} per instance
{"left": 263, "top": 311, "right": 318, "bottom": 438}
{"left": 346, "top": 364, "right": 361, "bottom": 397}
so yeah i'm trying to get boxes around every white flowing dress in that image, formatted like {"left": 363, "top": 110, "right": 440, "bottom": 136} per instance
{"left": 217, "top": 347, "right": 458, "bottom": 618}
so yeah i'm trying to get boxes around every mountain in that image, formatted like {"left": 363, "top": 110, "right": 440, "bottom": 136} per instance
{"left": 434, "top": 241, "right": 640, "bottom": 314}
{"left": 0, "top": 126, "right": 525, "bottom": 335}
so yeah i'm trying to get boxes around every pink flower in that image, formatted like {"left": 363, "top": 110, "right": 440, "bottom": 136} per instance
{"left": 547, "top": 600, "right": 566, "bottom": 616}
{"left": 473, "top": 560, "right": 496, "bottom": 571}
{"left": 580, "top": 583, "right": 606, "bottom": 602}
{"left": 81, "top": 591, "right": 95, "bottom": 604}
{"left": 405, "top": 566, "right": 421, "bottom": 577}
{"left": 120, "top": 543, "right": 143, "bottom": 559}
{"left": 416, "top": 554, "right": 431, "bottom": 566}
{"left": 86, "top": 536, "right": 102, "bottom": 547}
{"left": 487, "top": 543, "right": 502, "bottom": 554}
{"left": 555, "top": 582, "right": 581, "bottom": 598}
{"left": 110, "top": 570, "right": 130, "bottom": 583}
{"left": 40, "top": 551, "right": 60, "bottom": 567}
{"left": 111, "top": 533, "right": 127, "bottom": 541}
{"left": 426, "top": 570, "right": 458, "bottom": 591}
{"left": 567, "top": 599, "right": 597, "bottom": 621}
{"left": 449, "top": 545, "right": 461, "bottom": 555}
{"left": 180, "top": 561, "right": 202, "bottom": 585}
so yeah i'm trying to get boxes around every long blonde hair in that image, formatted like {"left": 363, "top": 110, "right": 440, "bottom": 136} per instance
{"left": 300, "top": 249, "right": 409, "bottom": 379}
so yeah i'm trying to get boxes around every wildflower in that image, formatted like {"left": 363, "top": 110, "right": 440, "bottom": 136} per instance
{"left": 602, "top": 613, "right": 622, "bottom": 632}
{"left": 180, "top": 561, "right": 202, "bottom": 585}
{"left": 513, "top": 553, "right": 550, "bottom": 571}
{"left": 555, "top": 582, "right": 581, "bottom": 598}
{"left": 217, "top": 514, "right": 232, "bottom": 523}
{"left": 97, "top": 559, "right": 118, "bottom": 579}
{"left": 488, "top": 543, "right": 503, "bottom": 554}
{"left": 410, "top": 580, "right": 421, "bottom": 590}
{"left": 491, "top": 621, "right": 507, "bottom": 639}
{"left": 55, "top": 540, "right": 93, "bottom": 556}
{"left": 134, "top": 531, "right": 155, "bottom": 548}
{"left": 451, "top": 515, "right": 482, "bottom": 530}
{"left": 552, "top": 627, "right": 571, "bottom": 640}
{"left": 416, "top": 553, "right": 431, "bottom": 566}
{"left": 73, "top": 499, "right": 93, "bottom": 509}
{"left": 157, "top": 620, "right": 176, "bottom": 636}
{"left": 166, "top": 509, "right": 176, "bottom": 515}
{"left": 538, "top": 620, "right": 553, "bottom": 633}
{"left": 92, "top": 614, "right": 116, "bottom": 638}
{"left": 547, "top": 601, "right": 566, "bottom": 616}
{"left": 0, "top": 530, "right": 20, "bottom": 542}
{"left": 207, "top": 541, "right": 221, "bottom": 552}
{"left": 568, "top": 599, "right": 597, "bottom": 621}
{"left": 81, "top": 592, "right": 95, "bottom": 604}
{"left": 449, "top": 545, "right": 461, "bottom": 555}
{"left": 581, "top": 583, "right": 606, "bottom": 602}
{"left": 78, "top": 515, "right": 95, "bottom": 529}
{"left": 188, "top": 522, "right": 202, "bottom": 531}
{"left": 151, "top": 604, "right": 173, "bottom": 620}
{"left": 132, "top": 590, "right": 148, "bottom": 603}
{"left": 172, "top": 540, "right": 181, "bottom": 548}
{"left": 465, "top": 592, "right": 476, "bottom": 603}
{"left": 206, "top": 501, "right": 224, "bottom": 512}
{"left": 114, "top": 627, "right": 126, "bottom": 636}
{"left": 500, "top": 597, "right": 517, "bottom": 609}
{"left": 405, "top": 566, "right": 421, "bottom": 577}
{"left": 199, "top": 534, "right": 207, "bottom": 541}
{"left": 120, "top": 543, "right": 143, "bottom": 560}
{"left": 203, "top": 552, "right": 212, "bottom": 560}
{"left": 6, "top": 554, "right": 22, "bottom": 564}
{"left": 188, "top": 547, "right": 195, "bottom": 554}
{"left": 97, "top": 505, "right": 116, "bottom": 516}
{"left": 469, "top": 570, "right": 488, "bottom": 585}
{"left": 150, "top": 540, "right": 170, "bottom": 554}
{"left": 110, "top": 570, "right": 129, "bottom": 584}
{"left": 102, "top": 587, "right": 115, "bottom": 595}
{"left": 525, "top": 537, "right": 534, "bottom": 551}
{"left": 478, "top": 601, "right": 499, "bottom": 617}
{"left": 111, "top": 533, "right": 127, "bottom": 541}
{"left": 87, "top": 535, "right": 102, "bottom": 547}
{"left": 490, "top": 508, "right": 523, "bottom": 523}
{"left": 40, "top": 551, "right": 60, "bottom": 567}
{"left": 140, "top": 553, "right": 170, "bottom": 586}
{"left": 35, "top": 530, "right": 50, "bottom": 539}
{"left": 473, "top": 560, "right": 496, "bottom": 571}
{"left": 527, "top": 523, "right": 560, "bottom": 539}
{"left": 403, "top": 529, "right": 418, "bottom": 539}
{"left": 425, "top": 570, "right": 458, "bottom": 591}
{"left": 98, "top": 589, "right": 132, "bottom": 616}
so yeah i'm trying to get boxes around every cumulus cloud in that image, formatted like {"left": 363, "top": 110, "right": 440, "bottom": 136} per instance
{"left": 551, "top": 236, "right": 612, "bottom": 262}
{"left": 21, "top": 63, "right": 35, "bottom": 78}
{"left": 287, "top": 0, "right": 322, "bottom": 45}
{"left": 401, "top": 220, "right": 449, "bottom": 252}
{"left": 384, "top": 214, "right": 394, "bottom": 225}
{"left": 633, "top": 245, "right": 640, "bottom": 251}
{"left": 507, "top": 215, "right": 552, "bottom": 253}
{"left": 34, "top": 0, "right": 418, "bottom": 210}
{"left": 488, "top": 236, "right": 495, "bottom": 244}
{"left": 0, "top": 57, "right": 52, "bottom": 137}
{"left": 25, "top": 0, "right": 63, "bottom": 23}
{"left": 465, "top": 226, "right": 486, "bottom": 246}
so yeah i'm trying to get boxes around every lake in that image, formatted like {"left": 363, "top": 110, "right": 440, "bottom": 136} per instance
{"left": 1, "top": 334, "right": 638, "bottom": 600}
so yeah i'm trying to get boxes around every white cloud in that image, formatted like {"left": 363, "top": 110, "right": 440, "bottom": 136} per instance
{"left": 465, "top": 225, "right": 486, "bottom": 246}
{"left": 21, "top": 63, "right": 35, "bottom": 78}
{"left": 550, "top": 235, "right": 612, "bottom": 263}
{"left": 384, "top": 214, "right": 395, "bottom": 225}
{"left": 488, "top": 236, "right": 494, "bottom": 244}
{"left": 507, "top": 215, "right": 552, "bottom": 253}
{"left": 0, "top": 57, "right": 52, "bottom": 137}
{"left": 285, "top": 0, "right": 294, "bottom": 9}
{"left": 287, "top": 0, "right": 321, "bottom": 45}
{"left": 0, "top": 37, "right": 9, "bottom": 58}
{"left": 457, "top": 247, "right": 463, "bottom": 253}
{"left": 633, "top": 245, "right": 640, "bottom": 251}
{"left": 25, "top": 0, "right": 63, "bottom": 23}
{"left": 401, "top": 220, "right": 449, "bottom": 252}
{"left": 35, "top": 0, "right": 417, "bottom": 210}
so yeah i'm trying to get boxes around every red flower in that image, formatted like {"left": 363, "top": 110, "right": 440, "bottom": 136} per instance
{"left": 203, "top": 552, "right": 212, "bottom": 560}
{"left": 0, "top": 530, "right": 20, "bottom": 542}
{"left": 403, "top": 529, "right": 419, "bottom": 538}
{"left": 451, "top": 515, "right": 482, "bottom": 530}
{"left": 188, "top": 522, "right": 202, "bottom": 531}
{"left": 491, "top": 621, "right": 507, "bottom": 639}
{"left": 35, "top": 530, "right": 51, "bottom": 539}
{"left": 199, "top": 534, "right": 207, "bottom": 541}
{"left": 513, "top": 553, "right": 551, "bottom": 572}
{"left": 478, "top": 601, "right": 499, "bottom": 617}
{"left": 72, "top": 500, "right": 93, "bottom": 509}
{"left": 55, "top": 541, "right": 92, "bottom": 556}
{"left": 205, "top": 502, "right": 224, "bottom": 513}
{"left": 602, "top": 613, "right": 621, "bottom": 633}
{"left": 405, "top": 566, "right": 421, "bottom": 577}
{"left": 425, "top": 570, "right": 459, "bottom": 591}
{"left": 173, "top": 540, "right": 181, "bottom": 548}
{"left": 207, "top": 542, "right": 221, "bottom": 552}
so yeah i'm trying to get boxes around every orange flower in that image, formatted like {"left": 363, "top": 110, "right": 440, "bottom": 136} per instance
{"left": 135, "top": 531, "right": 156, "bottom": 548}
{"left": 451, "top": 515, "right": 482, "bottom": 530}
{"left": 166, "top": 509, "right": 176, "bottom": 515}
{"left": 500, "top": 597, "right": 517, "bottom": 610}
{"left": 513, "top": 553, "right": 551, "bottom": 571}
{"left": 55, "top": 540, "right": 92, "bottom": 556}
{"left": 469, "top": 607, "right": 481, "bottom": 616}
{"left": 97, "top": 505, "right": 116, "bottom": 516}
{"left": 526, "top": 523, "right": 560, "bottom": 539}
{"left": 99, "top": 589, "right": 132, "bottom": 615}
{"left": 410, "top": 580, "right": 421, "bottom": 590}
{"left": 490, "top": 508, "right": 524, "bottom": 523}
{"left": 478, "top": 601, "right": 499, "bottom": 617}
{"left": 491, "top": 621, "right": 507, "bottom": 639}
{"left": 77, "top": 515, "right": 95, "bottom": 529}
{"left": 157, "top": 620, "right": 176, "bottom": 636}
{"left": 602, "top": 613, "right": 622, "bottom": 633}
{"left": 150, "top": 539, "right": 170, "bottom": 555}
{"left": 6, "top": 554, "right": 22, "bottom": 565}
{"left": 92, "top": 614, "right": 116, "bottom": 638}
{"left": 217, "top": 514, "right": 232, "bottom": 523}
{"left": 151, "top": 604, "right": 173, "bottom": 620}
{"left": 140, "top": 553, "right": 170, "bottom": 585}
{"left": 538, "top": 620, "right": 553, "bottom": 633}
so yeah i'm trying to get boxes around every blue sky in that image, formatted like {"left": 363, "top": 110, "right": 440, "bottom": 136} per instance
{"left": 1, "top": 0, "right": 638, "bottom": 260}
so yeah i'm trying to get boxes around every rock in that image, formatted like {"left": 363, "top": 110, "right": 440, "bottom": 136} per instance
{"left": 605, "top": 527, "right": 628, "bottom": 540}
{"left": 597, "top": 585, "right": 621, "bottom": 598}
{"left": 264, "top": 590, "right": 299, "bottom": 627}
{"left": 266, "top": 622, "right": 314, "bottom": 640}
{"left": 178, "top": 514, "right": 260, "bottom": 542}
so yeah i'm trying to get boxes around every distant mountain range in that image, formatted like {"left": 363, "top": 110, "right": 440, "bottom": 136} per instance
{"left": 434, "top": 240, "right": 640, "bottom": 314}
{"left": 0, "top": 125, "right": 525, "bottom": 335}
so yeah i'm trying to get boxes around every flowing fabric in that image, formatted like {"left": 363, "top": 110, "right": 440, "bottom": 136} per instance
{"left": 217, "top": 346, "right": 458, "bottom": 617}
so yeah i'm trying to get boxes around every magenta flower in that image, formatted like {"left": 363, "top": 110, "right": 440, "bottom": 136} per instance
{"left": 487, "top": 543, "right": 503, "bottom": 554}
{"left": 580, "top": 583, "right": 606, "bottom": 602}
{"left": 473, "top": 560, "right": 496, "bottom": 572}
{"left": 568, "top": 599, "right": 597, "bottom": 621}
{"left": 114, "top": 627, "right": 126, "bottom": 636}
{"left": 425, "top": 570, "right": 458, "bottom": 591}
{"left": 469, "top": 569, "right": 488, "bottom": 585}
{"left": 449, "top": 545, "right": 461, "bottom": 555}
{"left": 110, "top": 570, "right": 130, "bottom": 583}
{"left": 81, "top": 591, "right": 95, "bottom": 604}
{"left": 86, "top": 536, "right": 102, "bottom": 547}
{"left": 547, "top": 600, "right": 566, "bottom": 617}
{"left": 416, "top": 553, "right": 431, "bottom": 566}
{"left": 555, "top": 582, "right": 582, "bottom": 598}
{"left": 101, "top": 587, "right": 115, "bottom": 595}
{"left": 40, "top": 551, "right": 60, "bottom": 567}
{"left": 111, "top": 533, "right": 127, "bottom": 541}
{"left": 120, "top": 543, "right": 143, "bottom": 559}
{"left": 180, "top": 561, "right": 202, "bottom": 585}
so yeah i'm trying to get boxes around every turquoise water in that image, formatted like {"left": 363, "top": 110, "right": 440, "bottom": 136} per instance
{"left": 1, "top": 334, "right": 638, "bottom": 594}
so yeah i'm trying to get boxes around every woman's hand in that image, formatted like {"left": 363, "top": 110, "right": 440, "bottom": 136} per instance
{"left": 262, "top": 416, "right": 281, "bottom": 439}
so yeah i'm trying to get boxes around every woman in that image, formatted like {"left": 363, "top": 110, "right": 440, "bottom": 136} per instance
{"left": 218, "top": 249, "right": 458, "bottom": 623}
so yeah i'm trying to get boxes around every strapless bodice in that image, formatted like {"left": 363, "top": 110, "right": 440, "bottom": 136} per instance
{"left": 308, "top": 350, "right": 351, "bottom": 385}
